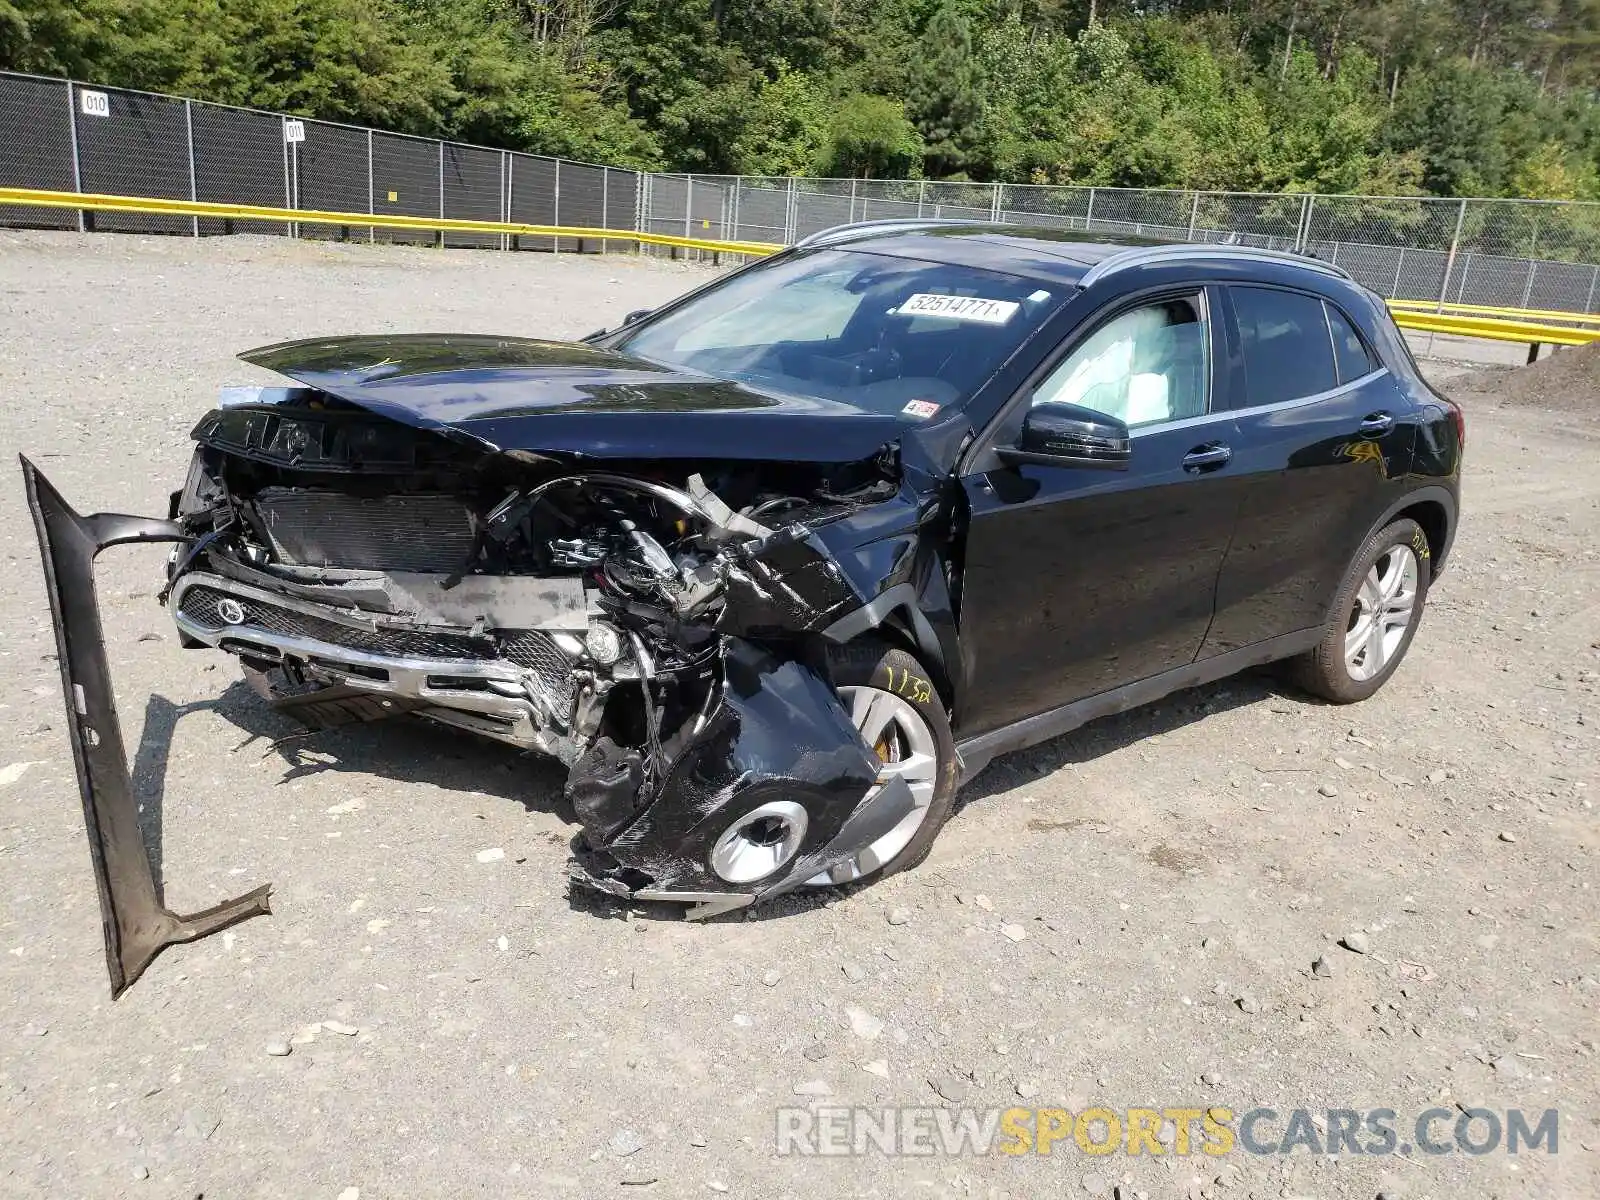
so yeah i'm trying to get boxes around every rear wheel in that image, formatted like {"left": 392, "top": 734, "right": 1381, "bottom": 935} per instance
{"left": 808, "top": 640, "right": 958, "bottom": 886}
{"left": 1292, "top": 517, "right": 1431, "bottom": 703}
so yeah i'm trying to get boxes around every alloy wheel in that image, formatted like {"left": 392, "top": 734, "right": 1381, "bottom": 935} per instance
{"left": 1343, "top": 543, "right": 1420, "bottom": 682}
{"left": 806, "top": 684, "right": 940, "bottom": 887}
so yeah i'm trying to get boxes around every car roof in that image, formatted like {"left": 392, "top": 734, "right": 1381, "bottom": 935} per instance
{"left": 797, "top": 220, "right": 1352, "bottom": 290}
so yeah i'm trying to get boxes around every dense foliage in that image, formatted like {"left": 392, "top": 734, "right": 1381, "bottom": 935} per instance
{"left": 2, "top": 0, "right": 1597, "bottom": 198}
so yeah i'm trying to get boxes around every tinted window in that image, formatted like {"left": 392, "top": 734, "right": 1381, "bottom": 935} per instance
{"left": 1325, "top": 301, "right": 1380, "bottom": 383}
{"left": 1232, "top": 286, "right": 1337, "bottom": 406}
{"left": 616, "top": 248, "right": 1060, "bottom": 417}
{"left": 1033, "top": 296, "right": 1208, "bottom": 427}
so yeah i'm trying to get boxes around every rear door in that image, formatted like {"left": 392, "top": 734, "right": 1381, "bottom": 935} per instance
{"left": 1199, "top": 284, "right": 1418, "bottom": 658}
{"left": 955, "top": 286, "right": 1249, "bottom": 737}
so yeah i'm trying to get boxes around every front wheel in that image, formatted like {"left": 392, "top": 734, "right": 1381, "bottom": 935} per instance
{"left": 1291, "top": 517, "right": 1431, "bottom": 703}
{"left": 809, "top": 640, "right": 959, "bottom": 886}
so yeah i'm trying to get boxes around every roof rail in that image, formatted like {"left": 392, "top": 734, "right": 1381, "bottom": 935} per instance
{"left": 793, "top": 217, "right": 976, "bottom": 248}
{"left": 1076, "top": 243, "right": 1354, "bottom": 289}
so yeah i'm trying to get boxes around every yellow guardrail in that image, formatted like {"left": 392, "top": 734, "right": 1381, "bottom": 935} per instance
{"left": 5, "top": 186, "right": 1597, "bottom": 349}
{"left": 0, "top": 186, "right": 784, "bottom": 258}
{"left": 1388, "top": 308, "right": 1598, "bottom": 347}
{"left": 1388, "top": 297, "right": 1600, "bottom": 326}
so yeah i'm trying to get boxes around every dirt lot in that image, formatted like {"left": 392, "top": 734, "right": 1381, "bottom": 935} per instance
{"left": 0, "top": 231, "right": 1595, "bottom": 1200}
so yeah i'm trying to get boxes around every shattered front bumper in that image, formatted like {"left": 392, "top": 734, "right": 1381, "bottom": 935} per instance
{"left": 570, "top": 773, "right": 916, "bottom": 919}
{"left": 567, "top": 639, "right": 917, "bottom": 918}
{"left": 21, "top": 458, "right": 907, "bottom": 992}
{"left": 21, "top": 456, "right": 271, "bottom": 997}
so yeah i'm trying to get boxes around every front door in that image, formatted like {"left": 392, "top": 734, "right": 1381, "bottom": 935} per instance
{"left": 954, "top": 288, "right": 1248, "bottom": 738}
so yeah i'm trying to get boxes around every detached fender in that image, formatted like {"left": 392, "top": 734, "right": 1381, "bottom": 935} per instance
{"left": 21, "top": 456, "right": 271, "bottom": 997}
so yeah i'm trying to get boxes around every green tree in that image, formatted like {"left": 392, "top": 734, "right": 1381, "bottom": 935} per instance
{"left": 1389, "top": 58, "right": 1514, "bottom": 195}
{"left": 3, "top": 0, "right": 1599, "bottom": 199}
{"left": 0, "top": 0, "right": 175, "bottom": 84}
{"left": 592, "top": 0, "right": 753, "bottom": 172}
{"left": 1256, "top": 47, "right": 1391, "bottom": 192}
{"left": 967, "top": 15, "right": 1079, "bottom": 181}
{"left": 904, "top": 0, "right": 981, "bottom": 178}
{"left": 732, "top": 64, "right": 830, "bottom": 175}
{"left": 819, "top": 93, "right": 923, "bottom": 177}
{"left": 1512, "top": 139, "right": 1600, "bottom": 198}
{"left": 717, "top": 0, "right": 832, "bottom": 75}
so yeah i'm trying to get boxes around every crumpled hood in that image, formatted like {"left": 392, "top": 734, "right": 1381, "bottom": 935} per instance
{"left": 240, "top": 333, "right": 909, "bottom": 464}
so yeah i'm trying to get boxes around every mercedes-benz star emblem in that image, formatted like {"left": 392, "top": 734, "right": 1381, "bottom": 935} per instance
{"left": 216, "top": 598, "right": 247, "bottom": 625}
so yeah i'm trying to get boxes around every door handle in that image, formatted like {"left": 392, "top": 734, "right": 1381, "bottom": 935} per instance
{"left": 1182, "top": 443, "right": 1231, "bottom": 472}
{"left": 1357, "top": 412, "right": 1395, "bottom": 437}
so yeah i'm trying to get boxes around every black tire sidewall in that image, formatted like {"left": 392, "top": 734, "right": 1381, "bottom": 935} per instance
{"left": 823, "top": 639, "right": 959, "bottom": 881}
{"left": 1304, "top": 517, "right": 1431, "bottom": 703}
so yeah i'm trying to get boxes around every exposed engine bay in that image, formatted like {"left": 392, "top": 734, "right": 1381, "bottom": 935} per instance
{"left": 170, "top": 395, "right": 897, "bottom": 765}
{"left": 22, "top": 351, "right": 965, "bottom": 994}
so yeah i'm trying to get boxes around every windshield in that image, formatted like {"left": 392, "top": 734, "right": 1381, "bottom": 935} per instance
{"left": 614, "top": 248, "right": 1058, "bottom": 418}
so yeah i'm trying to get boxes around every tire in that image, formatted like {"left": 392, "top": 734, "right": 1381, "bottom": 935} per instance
{"left": 1291, "top": 517, "right": 1432, "bottom": 703}
{"left": 817, "top": 638, "right": 960, "bottom": 885}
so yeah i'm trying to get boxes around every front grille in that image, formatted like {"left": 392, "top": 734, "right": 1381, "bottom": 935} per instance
{"left": 179, "top": 585, "right": 497, "bottom": 661}
{"left": 179, "top": 584, "right": 581, "bottom": 714}
{"left": 501, "top": 630, "right": 577, "bottom": 715}
{"left": 254, "top": 488, "right": 476, "bottom": 573}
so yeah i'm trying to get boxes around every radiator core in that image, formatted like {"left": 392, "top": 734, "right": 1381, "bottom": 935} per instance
{"left": 254, "top": 488, "right": 476, "bottom": 574}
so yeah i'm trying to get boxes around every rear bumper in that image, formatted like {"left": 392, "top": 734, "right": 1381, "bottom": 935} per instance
{"left": 20, "top": 456, "right": 271, "bottom": 998}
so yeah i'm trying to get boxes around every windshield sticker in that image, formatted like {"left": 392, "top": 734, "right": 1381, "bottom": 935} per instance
{"left": 897, "top": 293, "right": 1020, "bottom": 325}
{"left": 902, "top": 399, "right": 941, "bottom": 419}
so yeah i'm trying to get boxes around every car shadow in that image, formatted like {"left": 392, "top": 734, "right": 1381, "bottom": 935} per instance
{"left": 130, "top": 685, "right": 306, "bottom": 901}
{"left": 132, "top": 668, "right": 1307, "bottom": 922}
{"left": 565, "top": 669, "right": 1315, "bottom": 925}
{"left": 954, "top": 665, "right": 1309, "bottom": 811}
{"left": 131, "top": 678, "right": 572, "bottom": 898}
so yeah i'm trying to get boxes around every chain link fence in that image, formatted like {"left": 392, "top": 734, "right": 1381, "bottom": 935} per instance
{"left": 0, "top": 71, "right": 640, "bottom": 254}
{"left": 643, "top": 175, "right": 1600, "bottom": 313}
{"left": 3, "top": 69, "right": 1599, "bottom": 314}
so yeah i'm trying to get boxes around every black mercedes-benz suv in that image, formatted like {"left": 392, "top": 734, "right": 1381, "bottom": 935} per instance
{"left": 23, "top": 223, "right": 1463, "bottom": 994}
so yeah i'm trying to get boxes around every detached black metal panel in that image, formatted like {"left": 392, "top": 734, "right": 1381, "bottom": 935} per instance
{"left": 21, "top": 456, "right": 271, "bottom": 998}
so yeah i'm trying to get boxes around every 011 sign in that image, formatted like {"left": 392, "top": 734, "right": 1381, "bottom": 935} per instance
{"left": 285, "top": 119, "right": 306, "bottom": 144}
{"left": 78, "top": 90, "right": 110, "bottom": 118}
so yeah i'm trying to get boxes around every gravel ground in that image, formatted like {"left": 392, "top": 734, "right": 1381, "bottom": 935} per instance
{"left": 0, "top": 231, "right": 1595, "bottom": 1200}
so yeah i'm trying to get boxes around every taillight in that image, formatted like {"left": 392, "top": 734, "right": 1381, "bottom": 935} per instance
{"left": 1443, "top": 396, "right": 1466, "bottom": 451}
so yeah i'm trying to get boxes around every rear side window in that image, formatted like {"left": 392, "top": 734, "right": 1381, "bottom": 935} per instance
{"left": 1325, "top": 302, "right": 1380, "bottom": 383}
{"left": 1231, "top": 286, "right": 1337, "bottom": 406}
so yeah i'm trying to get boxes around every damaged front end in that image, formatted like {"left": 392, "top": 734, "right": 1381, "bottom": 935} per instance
{"left": 569, "top": 638, "right": 918, "bottom": 917}
{"left": 24, "top": 352, "right": 959, "bottom": 989}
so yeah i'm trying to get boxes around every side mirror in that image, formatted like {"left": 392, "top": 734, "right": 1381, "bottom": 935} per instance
{"left": 997, "top": 402, "right": 1131, "bottom": 470}
{"left": 622, "top": 308, "right": 653, "bottom": 327}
